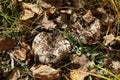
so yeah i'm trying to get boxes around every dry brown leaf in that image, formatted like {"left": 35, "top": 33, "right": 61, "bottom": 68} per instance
{"left": 21, "top": 42, "right": 31, "bottom": 51}
{"left": 0, "top": 38, "right": 16, "bottom": 51}
{"left": 72, "top": 19, "right": 101, "bottom": 44}
{"left": 112, "top": 61, "right": 120, "bottom": 70}
{"left": 55, "top": 14, "right": 68, "bottom": 29}
{"left": 91, "top": 8, "right": 114, "bottom": 25}
{"left": 102, "top": 14, "right": 114, "bottom": 25}
{"left": 70, "top": 69, "right": 89, "bottom": 80}
{"left": 20, "top": 8, "right": 35, "bottom": 20}
{"left": 20, "top": 3, "right": 43, "bottom": 20}
{"left": 8, "top": 69, "right": 20, "bottom": 80}
{"left": 71, "top": 54, "right": 88, "bottom": 72}
{"left": 90, "top": 19, "right": 101, "bottom": 34}
{"left": 41, "top": 13, "right": 56, "bottom": 30}
{"left": 71, "top": 54, "right": 88, "bottom": 66}
{"left": 12, "top": 48, "right": 26, "bottom": 60}
{"left": 89, "top": 19, "right": 101, "bottom": 42}
{"left": 83, "top": 10, "right": 95, "bottom": 23}
{"left": 23, "top": 3, "right": 41, "bottom": 14}
{"left": 37, "top": 0, "right": 52, "bottom": 9}
{"left": 103, "top": 34, "right": 115, "bottom": 46}
{"left": 31, "top": 65, "right": 59, "bottom": 80}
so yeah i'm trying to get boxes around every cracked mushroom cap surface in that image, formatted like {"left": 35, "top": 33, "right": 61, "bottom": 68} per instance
{"left": 32, "top": 32, "right": 71, "bottom": 64}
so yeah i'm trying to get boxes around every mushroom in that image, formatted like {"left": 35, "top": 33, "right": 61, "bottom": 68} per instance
{"left": 32, "top": 32, "right": 71, "bottom": 64}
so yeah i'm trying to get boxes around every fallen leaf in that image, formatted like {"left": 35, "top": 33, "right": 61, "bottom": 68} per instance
{"left": 70, "top": 69, "right": 89, "bottom": 80}
{"left": 71, "top": 54, "right": 88, "bottom": 66}
{"left": 23, "top": 3, "right": 41, "bottom": 14}
{"left": 37, "top": 0, "right": 52, "bottom": 9}
{"left": 71, "top": 9, "right": 102, "bottom": 45}
{"left": 91, "top": 8, "right": 114, "bottom": 25}
{"left": 103, "top": 34, "right": 115, "bottom": 46}
{"left": 31, "top": 65, "right": 59, "bottom": 80}
{"left": 41, "top": 12, "right": 56, "bottom": 30}
{"left": 83, "top": 10, "right": 95, "bottom": 23}
{"left": 89, "top": 19, "right": 101, "bottom": 41}
{"left": 101, "top": 14, "right": 114, "bottom": 25}
{"left": 21, "top": 42, "right": 31, "bottom": 51}
{"left": 90, "top": 19, "right": 101, "bottom": 34}
{"left": 8, "top": 69, "right": 20, "bottom": 80}
{"left": 12, "top": 48, "right": 26, "bottom": 60}
{"left": 55, "top": 14, "right": 68, "bottom": 29}
{"left": 0, "top": 38, "right": 16, "bottom": 51}
{"left": 70, "top": 54, "right": 89, "bottom": 80}
{"left": 20, "top": 3, "right": 43, "bottom": 20}
{"left": 20, "top": 8, "right": 35, "bottom": 20}
{"left": 112, "top": 61, "right": 120, "bottom": 70}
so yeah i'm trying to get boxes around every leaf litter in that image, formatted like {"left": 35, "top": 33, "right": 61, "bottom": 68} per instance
{"left": 0, "top": 0, "right": 120, "bottom": 80}
{"left": 30, "top": 65, "right": 59, "bottom": 80}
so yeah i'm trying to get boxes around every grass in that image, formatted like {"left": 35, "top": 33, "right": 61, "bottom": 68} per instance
{"left": 0, "top": 0, "right": 21, "bottom": 39}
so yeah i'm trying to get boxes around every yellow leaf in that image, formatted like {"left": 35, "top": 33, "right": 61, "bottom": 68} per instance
{"left": 20, "top": 9, "right": 34, "bottom": 20}
{"left": 70, "top": 69, "right": 89, "bottom": 80}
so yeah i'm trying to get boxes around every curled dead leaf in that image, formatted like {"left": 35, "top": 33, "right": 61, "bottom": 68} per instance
{"left": 102, "top": 14, "right": 114, "bottom": 25}
{"left": 103, "top": 34, "right": 115, "bottom": 46}
{"left": 31, "top": 65, "right": 59, "bottom": 80}
{"left": 20, "top": 9, "right": 34, "bottom": 20}
{"left": 41, "top": 13, "right": 56, "bottom": 30}
{"left": 0, "top": 38, "right": 16, "bottom": 51}
{"left": 21, "top": 42, "right": 31, "bottom": 51}
{"left": 20, "top": 3, "right": 43, "bottom": 20}
{"left": 83, "top": 10, "right": 95, "bottom": 23}
{"left": 12, "top": 48, "right": 26, "bottom": 60}
{"left": 8, "top": 69, "right": 20, "bottom": 80}
{"left": 22, "top": 3, "right": 41, "bottom": 14}
{"left": 90, "top": 19, "right": 101, "bottom": 34}
{"left": 72, "top": 19, "right": 101, "bottom": 44}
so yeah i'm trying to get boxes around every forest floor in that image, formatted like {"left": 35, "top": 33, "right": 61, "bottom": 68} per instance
{"left": 0, "top": 0, "right": 120, "bottom": 80}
